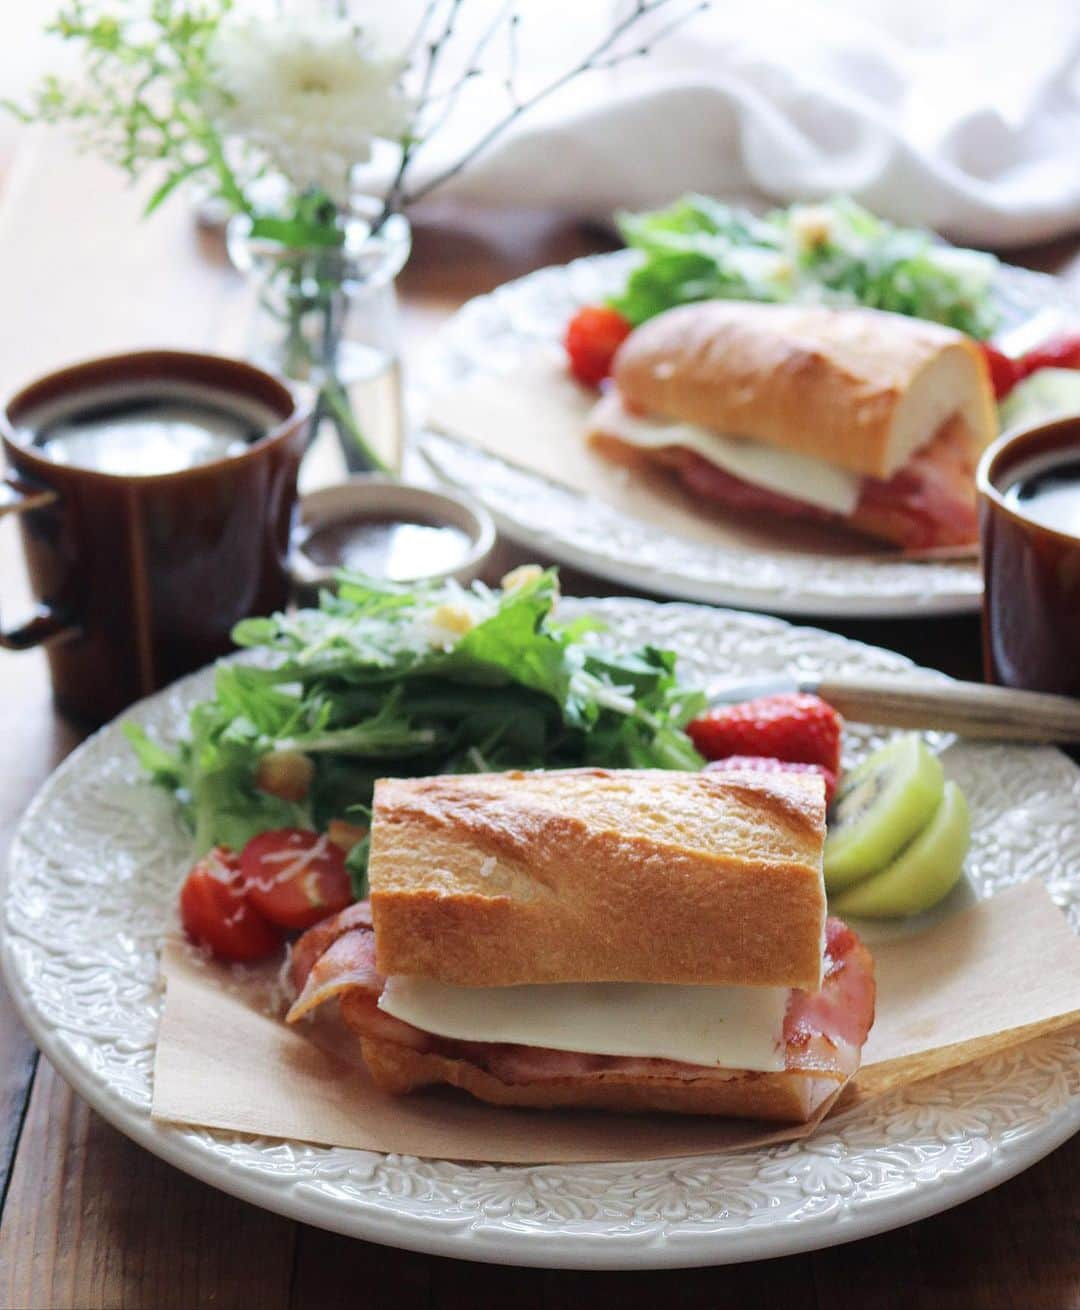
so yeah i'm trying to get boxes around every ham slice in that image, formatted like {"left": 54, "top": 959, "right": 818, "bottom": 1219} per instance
{"left": 606, "top": 413, "right": 979, "bottom": 550}
{"left": 287, "top": 909, "right": 875, "bottom": 1085}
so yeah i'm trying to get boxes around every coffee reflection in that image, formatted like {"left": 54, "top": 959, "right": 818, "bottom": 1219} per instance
{"left": 1002, "top": 453, "right": 1080, "bottom": 539}
{"left": 18, "top": 381, "right": 276, "bottom": 477}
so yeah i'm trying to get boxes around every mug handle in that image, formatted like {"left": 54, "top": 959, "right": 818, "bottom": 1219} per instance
{"left": 0, "top": 476, "right": 82, "bottom": 651}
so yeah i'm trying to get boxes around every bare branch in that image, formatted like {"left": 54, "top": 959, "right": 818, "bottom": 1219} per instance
{"left": 402, "top": 0, "right": 442, "bottom": 60}
{"left": 590, "top": 1, "right": 707, "bottom": 71}
{"left": 412, "top": 0, "right": 516, "bottom": 145}
{"left": 375, "top": 0, "right": 464, "bottom": 225}
{"left": 504, "top": 10, "right": 520, "bottom": 110}
{"left": 400, "top": 0, "right": 709, "bottom": 210}
{"left": 414, "top": 0, "right": 464, "bottom": 113}
{"left": 625, "top": 0, "right": 708, "bottom": 57}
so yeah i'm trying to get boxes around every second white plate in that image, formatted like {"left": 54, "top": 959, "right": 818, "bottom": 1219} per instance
{"left": 419, "top": 251, "right": 1080, "bottom": 617}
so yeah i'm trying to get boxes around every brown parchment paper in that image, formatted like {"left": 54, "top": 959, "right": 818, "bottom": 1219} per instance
{"left": 152, "top": 943, "right": 844, "bottom": 1162}
{"left": 152, "top": 880, "right": 1080, "bottom": 1164}
{"left": 423, "top": 353, "right": 977, "bottom": 563}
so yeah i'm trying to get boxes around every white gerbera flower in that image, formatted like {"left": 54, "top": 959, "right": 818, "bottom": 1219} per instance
{"left": 210, "top": 15, "right": 412, "bottom": 205}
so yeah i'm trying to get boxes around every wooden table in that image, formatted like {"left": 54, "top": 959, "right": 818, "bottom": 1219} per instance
{"left": 0, "top": 139, "right": 1077, "bottom": 1310}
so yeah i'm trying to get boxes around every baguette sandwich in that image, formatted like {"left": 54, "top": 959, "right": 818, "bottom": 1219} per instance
{"left": 287, "top": 768, "right": 875, "bottom": 1122}
{"left": 587, "top": 301, "right": 997, "bottom": 550}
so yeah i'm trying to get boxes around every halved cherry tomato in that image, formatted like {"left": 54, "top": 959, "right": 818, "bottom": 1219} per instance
{"left": 979, "top": 341, "right": 1019, "bottom": 400}
{"left": 565, "top": 305, "right": 633, "bottom": 387}
{"left": 179, "top": 847, "right": 282, "bottom": 963}
{"left": 240, "top": 828, "right": 353, "bottom": 932}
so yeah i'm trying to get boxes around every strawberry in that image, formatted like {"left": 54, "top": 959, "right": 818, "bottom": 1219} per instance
{"left": 703, "top": 754, "right": 838, "bottom": 805}
{"left": 564, "top": 305, "right": 633, "bottom": 387}
{"left": 688, "top": 692, "right": 843, "bottom": 775}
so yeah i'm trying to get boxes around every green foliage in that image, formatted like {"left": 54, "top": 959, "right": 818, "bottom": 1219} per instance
{"left": 128, "top": 569, "right": 706, "bottom": 862}
{"left": 5, "top": 0, "right": 250, "bottom": 216}
{"left": 611, "top": 194, "right": 1001, "bottom": 339}
{"left": 345, "top": 832, "right": 372, "bottom": 900}
{"left": 248, "top": 192, "right": 347, "bottom": 249}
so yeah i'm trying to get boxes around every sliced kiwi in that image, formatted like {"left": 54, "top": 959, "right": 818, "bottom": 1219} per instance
{"left": 823, "top": 734, "right": 944, "bottom": 890}
{"left": 830, "top": 781, "right": 970, "bottom": 918}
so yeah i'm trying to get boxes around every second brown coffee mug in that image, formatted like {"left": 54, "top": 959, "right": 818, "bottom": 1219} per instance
{"left": 1, "top": 350, "right": 309, "bottom": 724}
{"left": 978, "top": 413, "right": 1080, "bottom": 696}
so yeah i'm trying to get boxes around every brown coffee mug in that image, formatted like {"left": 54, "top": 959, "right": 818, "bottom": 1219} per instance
{"left": 977, "top": 414, "right": 1080, "bottom": 695}
{"left": 1, "top": 350, "right": 309, "bottom": 724}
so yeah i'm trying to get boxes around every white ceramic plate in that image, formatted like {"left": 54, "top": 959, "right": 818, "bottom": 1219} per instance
{"left": 3, "top": 599, "right": 1078, "bottom": 1269}
{"left": 418, "top": 252, "right": 1080, "bottom": 618}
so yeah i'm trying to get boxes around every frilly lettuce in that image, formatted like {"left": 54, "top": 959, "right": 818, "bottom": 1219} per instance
{"left": 610, "top": 195, "right": 999, "bottom": 338}
{"left": 125, "top": 568, "right": 706, "bottom": 861}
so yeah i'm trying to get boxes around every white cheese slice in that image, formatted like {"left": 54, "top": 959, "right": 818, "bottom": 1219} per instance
{"left": 602, "top": 405, "right": 861, "bottom": 516}
{"left": 378, "top": 977, "right": 789, "bottom": 1072}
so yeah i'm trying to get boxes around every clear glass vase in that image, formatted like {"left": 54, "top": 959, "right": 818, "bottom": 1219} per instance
{"left": 227, "top": 197, "right": 411, "bottom": 478}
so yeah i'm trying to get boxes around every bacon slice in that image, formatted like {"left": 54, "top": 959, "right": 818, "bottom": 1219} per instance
{"left": 286, "top": 910, "right": 875, "bottom": 1084}
{"left": 287, "top": 901, "right": 427, "bottom": 1048}
{"left": 848, "top": 415, "right": 979, "bottom": 549}
{"left": 603, "top": 414, "right": 978, "bottom": 550}
{"left": 286, "top": 929, "right": 382, "bottom": 1024}
{"left": 783, "top": 917, "right": 876, "bottom": 1077}
{"left": 289, "top": 900, "right": 372, "bottom": 996}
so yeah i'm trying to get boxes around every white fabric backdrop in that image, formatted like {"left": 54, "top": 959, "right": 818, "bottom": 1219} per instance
{"left": 411, "top": 0, "right": 1080, "bottom": 247}
{"left": 4, "top": 0, "right": 1078, "bottom": 247}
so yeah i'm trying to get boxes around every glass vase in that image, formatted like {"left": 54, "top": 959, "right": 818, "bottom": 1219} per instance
{"left": 227, "top": 197, "right": 411, "bottom": 478}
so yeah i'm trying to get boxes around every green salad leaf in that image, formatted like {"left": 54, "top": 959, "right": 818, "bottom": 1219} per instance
{"left": 126, "top": 568, "right": 706, "bottom": 872}
{"left": 610, "top": 194, "right": 1000, "bottom": 338}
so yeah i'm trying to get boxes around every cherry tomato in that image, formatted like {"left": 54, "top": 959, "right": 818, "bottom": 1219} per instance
{"left": 978, "top": 342, "right": 1019, "bottom": 400}
{"left": 1015, "top": 333, "right": 1080, "bottom": 379}
{"left": 240, "top": 828, "right": 353, "bottom": 931}
{"left": 179, "top": 847, "right": 282, "bottom": 963}
{"left": 565, "top": 305, "right": 633, "bottom": 387}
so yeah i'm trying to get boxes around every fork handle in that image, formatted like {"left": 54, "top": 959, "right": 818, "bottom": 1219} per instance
{"left": 812, "top": 675, "right": 1080, "bottom": 742}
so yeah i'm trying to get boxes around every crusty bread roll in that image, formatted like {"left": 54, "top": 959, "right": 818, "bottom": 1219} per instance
{"left": 369, "top": 768, "right": 827, "bottom": 992}
{"left": 353, "top": 1025, "right": 836, "bottom": 1121}
{"left": 609, "top": 301, "right": 997, "bottom": 480}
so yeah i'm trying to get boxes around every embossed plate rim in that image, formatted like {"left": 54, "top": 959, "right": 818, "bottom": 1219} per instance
{"left": 3, "top": 598, "right": 1078, "bottom": 1269}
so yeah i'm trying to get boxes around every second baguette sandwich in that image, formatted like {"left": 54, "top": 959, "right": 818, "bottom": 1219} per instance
{"left": 588, "top": 301, "right": 997, "bottom": 549}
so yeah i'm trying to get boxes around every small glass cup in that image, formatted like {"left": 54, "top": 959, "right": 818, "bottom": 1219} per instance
{"left": 977, "top": 414, "right": 1080, "bottom": 694}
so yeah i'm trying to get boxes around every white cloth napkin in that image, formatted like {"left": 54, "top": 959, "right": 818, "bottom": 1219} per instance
{"left": 420, "top": 0, "right": 1080, "bottom": 248}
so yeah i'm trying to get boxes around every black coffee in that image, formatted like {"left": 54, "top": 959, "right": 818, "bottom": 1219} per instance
{"left": 22, "top": 383, "right": 273, "bottom": 476}
{"left": 1003, "top": 454, "right": 1080, "bottom": 538}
